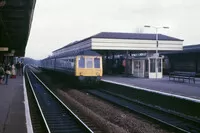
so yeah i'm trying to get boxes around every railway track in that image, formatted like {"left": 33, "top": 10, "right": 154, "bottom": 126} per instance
{"left": 25, "top": 68, "right": 93, "bottom": 133}
{"left": 86, "top": 89, "right": 200, "bottom": 133}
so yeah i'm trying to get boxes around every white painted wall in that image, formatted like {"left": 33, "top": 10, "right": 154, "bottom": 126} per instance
{"left": 92, "top": 38, "right": 183, "bottom": 51}
{"left": 53, "top": 37, "right": 183, "bottom": 57}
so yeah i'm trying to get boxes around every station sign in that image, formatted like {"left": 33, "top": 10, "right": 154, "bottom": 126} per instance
{"left": 0, "top": 47, "right": 8, "bottom": 51}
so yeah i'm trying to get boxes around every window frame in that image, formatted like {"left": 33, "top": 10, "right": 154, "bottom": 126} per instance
{"left": 78, "top": 56, "right": 85, "bottom": 68}
{"left": 94, "top": 57, "right": 101, "bottom": 68}
{"left": 86, "top": 57, "right": 93, "bottom": 68}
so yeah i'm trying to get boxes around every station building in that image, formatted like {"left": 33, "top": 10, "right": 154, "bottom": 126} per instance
{"left": 53, "top": 32, "right": 184, "bottom": 78}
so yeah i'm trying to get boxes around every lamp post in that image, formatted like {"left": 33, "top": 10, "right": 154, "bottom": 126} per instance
{"left": 144, "top": 25, "right": 169, "bottom": 78}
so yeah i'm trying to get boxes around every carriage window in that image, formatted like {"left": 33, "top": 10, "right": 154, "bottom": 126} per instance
{"left": 94, "top": 58, "right": 100, "bottom": 68}
{"left": 86, "top": 58, "right": 93, "bottom": 68}
{"left": 78, "top": 57, "right": 85, "bottom": 68}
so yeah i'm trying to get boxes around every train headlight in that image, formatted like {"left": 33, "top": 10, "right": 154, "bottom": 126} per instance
{"left": 96, "top": 72, "right": 99, "bottom": 76}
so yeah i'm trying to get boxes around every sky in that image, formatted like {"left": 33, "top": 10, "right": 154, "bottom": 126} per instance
{"left": 25, "top": 0, "right": 200, "bottom": 59}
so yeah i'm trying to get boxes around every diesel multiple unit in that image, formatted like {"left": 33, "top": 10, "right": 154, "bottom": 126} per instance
{"left": 41, "top": 48, "right": 103, "bottom": 82}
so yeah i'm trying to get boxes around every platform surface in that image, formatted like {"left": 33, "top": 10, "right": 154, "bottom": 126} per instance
{"left": 102, "top": 75, "right": 200, "bottom": 100}
{"left": 0, "top": 76, "right": 26, "bottom": 133}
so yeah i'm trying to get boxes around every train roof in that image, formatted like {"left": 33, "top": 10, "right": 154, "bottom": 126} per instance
{"left": 43, "top": 50, "right": 101, "bottom": 60}
{"left": 184, "top": 44, "right": 200, "bottom": 50}
{"left": 53, "top": 32, "right": 183, "bottom": 52}
{"left": 76, "top": 50, "right": 101, "bottom": 56}
{"left": 162, "top": 44, "right": 200, "bottom": 55}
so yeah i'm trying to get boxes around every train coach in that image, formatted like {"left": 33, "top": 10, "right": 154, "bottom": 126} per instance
{"left": 41, "top": 50, "right": 103, "bottom": 83}
{"left": 162, "top": 44, "right": 200, "bottom": 77}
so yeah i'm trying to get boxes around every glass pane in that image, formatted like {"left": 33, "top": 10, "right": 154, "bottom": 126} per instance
{"left": 78, "top": 57, "right": 85, "bottom": 68}
{"left": 94, "top": 58, "right": 100, "bottom": 68}
{"left": 86, "top": 58, "right": 93, "bottom": 68}
{"left": 198, "top": 59, "right": 200, "bottom": 71}
{"left": 157, "top": 59, "right": 161, "bottom": 72}
{"left": 150, "top": 59, "right": 156, "bottom": 72}
{"left": 134, "top": 61, "right": 140, "bottom": 69}
{"left": 145, "top": 60, "right": 148, "bottom": 72}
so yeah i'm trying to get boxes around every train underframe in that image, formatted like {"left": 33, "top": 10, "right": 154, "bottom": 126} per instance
{"left": 78, "top": 76, "right": 101, "bottom": 84}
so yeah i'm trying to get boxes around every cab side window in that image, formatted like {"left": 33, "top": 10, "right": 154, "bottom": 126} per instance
{"left": 94, "top": 57, "right": 100, "bottom": 68}
{"left": 78, "top": 57, "right": 85, "bottom": 68}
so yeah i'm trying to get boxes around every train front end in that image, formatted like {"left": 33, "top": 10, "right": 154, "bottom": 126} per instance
{"left": 75, "top": 55, "right": 103, "bottom": 83}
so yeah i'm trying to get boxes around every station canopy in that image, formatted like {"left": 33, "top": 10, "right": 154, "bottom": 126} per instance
{"left": 53, "top": 32, "right": 184, "bottom": 57}
{"left": 0, "top": 0, "right": 36, "bottom": 57}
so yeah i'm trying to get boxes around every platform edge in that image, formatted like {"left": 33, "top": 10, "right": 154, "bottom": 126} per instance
{"left": 23, "top": 75, "right": 34, "bottom": 133}
{"left": 102, "top": 79, "right": 200, "bottom": 103}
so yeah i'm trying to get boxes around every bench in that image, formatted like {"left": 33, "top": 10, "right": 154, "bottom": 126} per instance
{"left": 169, "top": 71, "right": 196, "bottom": 83}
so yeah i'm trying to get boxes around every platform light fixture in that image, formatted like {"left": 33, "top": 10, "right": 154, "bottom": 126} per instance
{"left": 144, "top": 25, "right": 169, "bottom": 79}
{"left": 144, "top": 25, "right": 151, "bottom": 28}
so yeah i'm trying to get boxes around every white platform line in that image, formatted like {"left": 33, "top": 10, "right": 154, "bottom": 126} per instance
{"left": 102, "top": 79, "right": 200, "bottom": 103}
{"left": 23, "top": 72, "right": 34, "bottom": 133}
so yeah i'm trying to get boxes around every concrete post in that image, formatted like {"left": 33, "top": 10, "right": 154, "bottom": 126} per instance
{"left": 106, "top": 51, "right": 109, "bottom": 74}
{"left": 125, "top": 50, "right": 129, "bottom": 76}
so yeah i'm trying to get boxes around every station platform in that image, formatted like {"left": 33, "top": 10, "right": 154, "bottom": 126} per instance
{"left": 102, "top": 75, "right": 200, "bottom": 100}
{"left": 0, "top": 76, "right": 27, "bottom": 133}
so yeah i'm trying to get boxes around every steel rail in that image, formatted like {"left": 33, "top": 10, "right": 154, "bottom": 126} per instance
{"left": 27, "top": 68, "right": 93, "bottom": 133}
{"left": 26, "top": 68, "right": 51, "bottom": 132}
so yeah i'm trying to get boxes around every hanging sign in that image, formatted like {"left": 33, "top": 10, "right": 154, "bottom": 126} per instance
{"left": 0, "top": 47, "right": 8, "bottom": 51}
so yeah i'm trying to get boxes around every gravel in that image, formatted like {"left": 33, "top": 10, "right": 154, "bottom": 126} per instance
{"left": 59, "top": 89, "right": 173, "bottom": 133}
{"left": 34, "top": 69, "right": 174, "bottom": 133}
{"left": 57, "top": 89, "right": 126, "bottom": 133}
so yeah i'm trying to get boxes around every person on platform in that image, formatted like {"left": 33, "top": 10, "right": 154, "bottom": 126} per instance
{"left": 0, "top": 64, "right": 5, "bottom": 84}
{"left": 4, "top": 64, "right": 11, "bottom": 85}
{"left": 16, "top": 61, "right": 20, "bottom": 76}
{"left": 11, "top": 63, "right": 16, "bottom": 78}
{"left": 20, "top": 61, "right": 24, "bottom": 75}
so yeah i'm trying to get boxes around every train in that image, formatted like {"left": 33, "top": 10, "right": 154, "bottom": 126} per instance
{"left": 41, "top": 50, "right": 103, "bottom": 83}
{"left": 162, "top": 44, "right": 200, "bottom": 77}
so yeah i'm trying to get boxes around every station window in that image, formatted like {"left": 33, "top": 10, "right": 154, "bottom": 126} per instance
{"left": 86, "top": 58, "right": 93, "bottom": 68}
{"left": 94, "top": 57, "right": 100, "bottom": 68}
{"left": 157, "top": 59, "right": 161, "bottom": 72}
{"left": 78, "top": 57, "right": 85, "bottom": 68}
{"left": 134, "top": 61, "right": 140, "bottom": 69}
{"left": 145, "top": 60, "right": 148, "bottom": 72}
{"left": 150, "top": 59, "right": 156, "bottom": 72}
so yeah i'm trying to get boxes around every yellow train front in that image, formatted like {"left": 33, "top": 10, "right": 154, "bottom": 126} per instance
{"left": 75, "top": 55, "right": 103, "bottom": 83}
{"left": 41, "top": 50, "right": 103, "bottom": 83}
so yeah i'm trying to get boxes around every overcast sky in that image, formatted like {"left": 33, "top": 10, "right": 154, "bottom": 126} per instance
{"left": 25, "top": 0, "right": 200, "bottom": 59}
